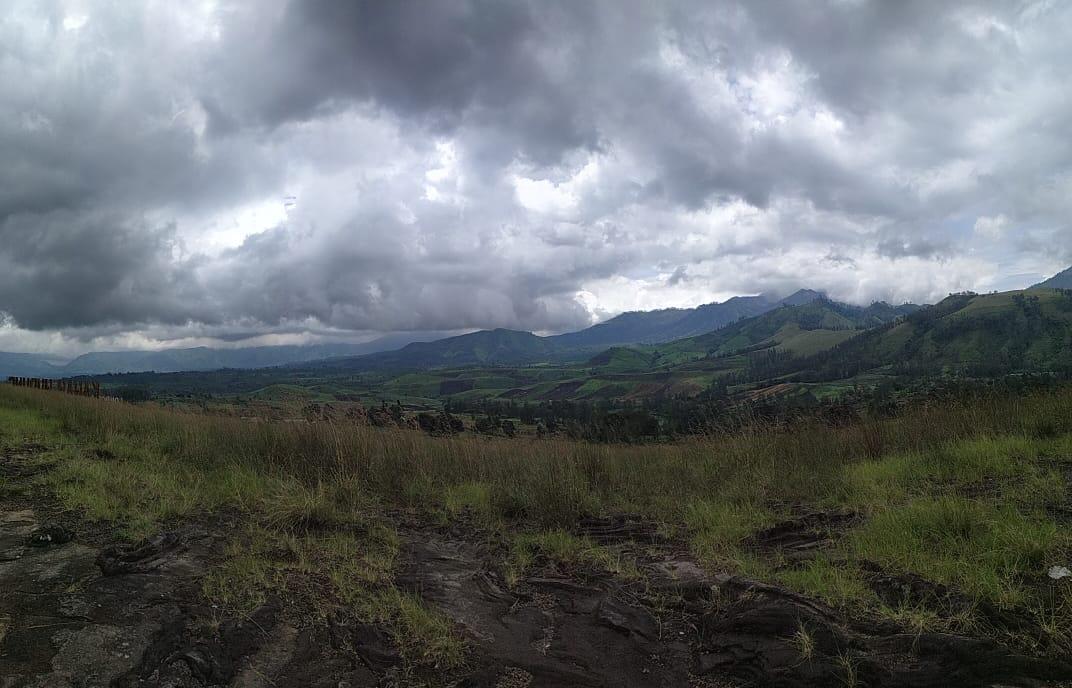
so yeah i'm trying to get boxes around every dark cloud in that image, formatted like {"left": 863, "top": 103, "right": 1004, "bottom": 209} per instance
{"left": 0, "top": 210, "right": 203, "bottom": 329}
{"left": 1, "top": 0, "right": 1070, "bottom": 352}
{"left": 209, "top": 0, "right": 603, "bottom": 165}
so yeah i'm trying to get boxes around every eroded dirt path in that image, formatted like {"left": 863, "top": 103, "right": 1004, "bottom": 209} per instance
{"left": 395, "top": 515, "right": 1072, "bottom": 688}
{"left": 0, "top": 447, "right": 377, "bottom": 688}
{"left": 396, "top": 529, "right": 695, "bottom": 687}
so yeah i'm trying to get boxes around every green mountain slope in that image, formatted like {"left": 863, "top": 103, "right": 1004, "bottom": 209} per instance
{"left": 1031, "top": 266, "right": 1072, "bottom": 290}
{"left": 791, "top": 290, "right": 1072, "bottom": 380}
{"left": 553, "top": 289, "right": 828, "bottom": 348}
{"left": 593, "top": 299, "right": 917, "bottom": 373}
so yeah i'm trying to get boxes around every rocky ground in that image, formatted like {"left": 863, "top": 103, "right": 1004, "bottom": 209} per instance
{"left": 2, "top": 443, "right": 1071, "bottom": 688}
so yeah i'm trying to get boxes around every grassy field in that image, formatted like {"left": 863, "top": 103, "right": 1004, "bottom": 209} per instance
{"left": 1, "top": 382, "right": 1071, "bottom": 669}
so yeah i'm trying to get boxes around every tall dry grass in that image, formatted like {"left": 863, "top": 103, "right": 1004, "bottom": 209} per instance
{"left": 2, "top": 383, "right": 1070, "bottom": 526}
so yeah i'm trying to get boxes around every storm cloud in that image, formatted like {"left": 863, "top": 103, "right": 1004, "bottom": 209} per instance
{"left": 1, "top": 0, "right": 1070, "bottom": 354}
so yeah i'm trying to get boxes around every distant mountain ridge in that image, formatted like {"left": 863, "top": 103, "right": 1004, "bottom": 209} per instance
{"left": 554, "top": 294, "right": 779, "bottom": 349}
{"left": 313, "top": 290, "right": 865, "bottom": 372}
{"left": 0, "top": 333, "right": 452, "bottom": 379}
{"left": 589, "top": 297, "right": 920, "bottom": 373}
{"left": 0, "top": 352, "right": 62, "bottom": 379}
{"left": 553, "top": 289, "right": 826, "bottom": 349}
{"left": 0, "top": 287, "right": 916, "bottom": 378}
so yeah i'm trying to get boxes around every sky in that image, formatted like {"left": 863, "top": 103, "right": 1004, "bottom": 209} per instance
{"left": 2, "top": 0, "right": 1071, "bottom": 356}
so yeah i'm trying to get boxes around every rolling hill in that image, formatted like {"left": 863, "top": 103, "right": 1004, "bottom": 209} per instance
{"left": 76, "top": 288, "right": 1072, "bottom": 407}
{"left": 300, "top": 298, "right": 921, "bottom": 404}
{"left": 0, "top": 290, "right": 825, "bottom": 378}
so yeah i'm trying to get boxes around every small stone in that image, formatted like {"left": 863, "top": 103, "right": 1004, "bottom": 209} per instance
{"left": 27, "top": 525, "right": 74, "bottom": 547}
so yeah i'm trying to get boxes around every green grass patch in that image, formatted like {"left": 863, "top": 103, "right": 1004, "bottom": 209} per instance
{"left": 849, "top": 496, "right": 1064, "bottom": 608}
{"left": 684, "top": 499, "right": 773, "bottom": 564}
{"left": 443, "top": 482, "right": 496, "bottom": 523}
{"left": 843, "top": 435, "right": 1043, "bottom": 509}
{"left": 363, "top": 589, "right": 466, "bottom": 670}
{"left": 201, "top": 523, "right": 465, "bottom": 671}
{"left": 504, "top": 529, "right": 638, "bottom": 586}
{"left": 775, "top": 557, "right": 875, "bottom": 608}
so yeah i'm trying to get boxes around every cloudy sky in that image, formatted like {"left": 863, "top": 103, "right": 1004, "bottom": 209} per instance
{"left": 2, "top": 0, "right": 1071, "bottom": 355}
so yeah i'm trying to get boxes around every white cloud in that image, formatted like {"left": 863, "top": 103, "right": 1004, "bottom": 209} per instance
{"left": 974, "top": 214, "right": 1009, "bottom": 240}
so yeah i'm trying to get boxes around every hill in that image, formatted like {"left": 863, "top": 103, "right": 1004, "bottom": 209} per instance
{"left": 1031, "top": 266, "right": 1072, "bottom": 290}
{"left": 312, "top": 328, "right": 582, "bottom": 371}
{"left": 0, "top": 289, "right": 843, "bottom": 379}
{"left": 85, "top": 296, "right": 926, "bottom": 406}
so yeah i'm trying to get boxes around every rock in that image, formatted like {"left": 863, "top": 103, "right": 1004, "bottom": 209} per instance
{"left": 575, "top": 514, "right": 668, "bottom": 545}
{"left": 345, "top": 622, "right": 402, "bottom": 670}
{"left": 97, "top": 532, "right": 184, "bottom": 575}
{"left": 170, "top": 647, "right": 216, "bottom": 682}
{"left": 27, "top": 524, "right": 74, "bottom": 547}
{"left": 596, "top": 597, "right": 659, "bottom": 641}
{"left": 860, "top": 560, "right": 1036, "bottom": 634}
{"left": 24, "top": 524, "right": 72, "bottom": 547}
{"left": 696, "top": 574, "right": 1072, "bottom": 688}
{"left": 742, "top": 510, "right": 857, "bottom": 558}
{"left": 398, "top": 531, "right": 692, "bottom": 688}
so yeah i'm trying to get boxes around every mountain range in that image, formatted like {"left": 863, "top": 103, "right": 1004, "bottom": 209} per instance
{"left": 0, "top": 289, "right": 833, "bottom": 378}
{"left": 343, "top": 288, "right": 1072, "bottom": 405}
{"left": 0, "top": 333, "right": 451, "bottom": 380}
{"left": 306, "top": 290, "right": 837, "bottom": 371}
{"left": 6, "top": 266, "right": 1071, "bottom": 382}
{"left": 35, "top": 282, "right": 1072, "bottom": 406}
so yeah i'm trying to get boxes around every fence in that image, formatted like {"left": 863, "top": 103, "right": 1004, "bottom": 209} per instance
{"left": 6, "top": 377, "right": 101, "bottom": 398}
